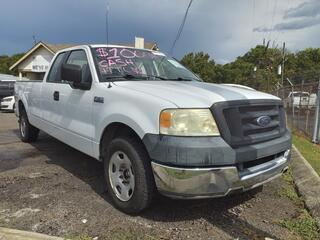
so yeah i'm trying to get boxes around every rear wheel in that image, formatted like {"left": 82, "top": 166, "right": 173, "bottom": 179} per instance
{"left": 19, "top": 110, "right": 39, "bottom": 142}
{"left": 103, "top": 137, "right": 155, "bottom": 214}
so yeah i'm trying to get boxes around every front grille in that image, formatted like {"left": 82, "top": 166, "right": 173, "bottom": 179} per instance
{"left": 211, "top": 100, "right": 286, "bottom": 147}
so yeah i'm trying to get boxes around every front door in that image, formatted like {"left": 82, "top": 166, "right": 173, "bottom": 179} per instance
{"left": 41, "top": 49, "right": 95, "bottom": 156}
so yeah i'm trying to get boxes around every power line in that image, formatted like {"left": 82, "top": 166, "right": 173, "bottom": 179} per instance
{"left": 170, "top": 0, "right": 194, "bottom": 54}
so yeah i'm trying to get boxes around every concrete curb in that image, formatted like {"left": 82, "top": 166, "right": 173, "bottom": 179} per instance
{"left": 0, "top": 227, "right": 64, "bottom": 240}
{"left": 291, "top": 145, "right": 320, "bottom": 229}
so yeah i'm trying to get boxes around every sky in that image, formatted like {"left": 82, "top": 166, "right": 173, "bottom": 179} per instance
{"left": 0, "top": 0, "right": 319, "bottom": 63}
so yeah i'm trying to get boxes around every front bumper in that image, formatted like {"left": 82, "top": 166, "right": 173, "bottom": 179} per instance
{"left": 0, "top": 103, "right": 9, "bottom": 110}
{"left": 152, "top": 149, "right": 290, "bottom": 199}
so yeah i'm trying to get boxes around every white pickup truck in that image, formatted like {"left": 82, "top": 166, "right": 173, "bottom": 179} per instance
{"left": 15, "top": 45, "right": 291, "bottom": 213}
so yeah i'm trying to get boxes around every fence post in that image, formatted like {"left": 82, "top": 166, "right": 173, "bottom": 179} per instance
{"left": 312, "top": 80, "right": 320, "bottom": 143}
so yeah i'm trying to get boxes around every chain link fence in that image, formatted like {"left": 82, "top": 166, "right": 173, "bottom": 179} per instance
{"left": 272, "top": 81, "right": 320, "bottom": 143}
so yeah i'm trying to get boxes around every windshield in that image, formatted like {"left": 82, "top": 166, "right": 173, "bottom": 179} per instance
{"left": 92, "top": 47, "right": 200, "bottom": 82}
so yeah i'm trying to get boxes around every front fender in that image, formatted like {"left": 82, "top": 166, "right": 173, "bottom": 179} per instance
{"left": 91, "top": 83, "right": 177, "bottom": 159}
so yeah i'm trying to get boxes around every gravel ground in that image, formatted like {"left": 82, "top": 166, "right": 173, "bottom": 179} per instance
{"left": 0, "top": 112, "right": 305, "bottom": 240}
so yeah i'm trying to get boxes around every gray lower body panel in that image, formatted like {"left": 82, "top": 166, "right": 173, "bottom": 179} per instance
{"left": 143, "top": 131, "right": 291, "bottom": 167}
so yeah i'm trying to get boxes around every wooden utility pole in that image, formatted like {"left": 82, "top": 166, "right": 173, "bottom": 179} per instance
{"left": 281, "top": 42, "right": 286, "bottom": 99}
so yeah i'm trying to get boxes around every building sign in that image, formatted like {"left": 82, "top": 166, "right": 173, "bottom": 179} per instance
{"left": 32, "top": 64, "right": 49, "bottom": 72}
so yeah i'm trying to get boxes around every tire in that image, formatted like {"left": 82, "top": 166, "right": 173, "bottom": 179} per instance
{"left": 19, "top": 109, "right": 39, "bottom": 142}
{"left": 102, "top": 137, "right": 155, "bottom": 214}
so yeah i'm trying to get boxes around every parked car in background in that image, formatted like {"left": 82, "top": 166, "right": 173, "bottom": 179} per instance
{"left": 15, "top": 45, "right": 292, "bottom": 213}
{"left": 284, "top": 91, "right": 310, "bottom": 110}
{"left": 308, "top": 93, "right": 318, "bottom": 109}
{"left": 0, "top": 95, "right": 15, "bottom": 112}
{"left": 0, "top": 79, "right": 16, "bottom": 100}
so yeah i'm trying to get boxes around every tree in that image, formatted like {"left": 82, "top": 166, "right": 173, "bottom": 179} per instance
{"left": 180, "top": 52, "right": 216, "bottom": 82}
{"left": 0, "top": 53, "right": 25, "bottom": 75}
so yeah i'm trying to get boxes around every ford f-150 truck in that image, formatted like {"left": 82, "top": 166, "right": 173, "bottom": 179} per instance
{"left": 15, "top": 45, "right": 291, "bottom": 214}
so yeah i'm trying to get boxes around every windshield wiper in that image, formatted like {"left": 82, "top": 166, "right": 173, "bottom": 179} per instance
{"left": 145, "top": 75, "right": 170, "bottom": 81}
{"left": 104, "top": 74, "right": 196, "bottom": 82}
{"left": 145, "top": 75, "right": 195, "bottom": 81}
{"left": 104, "top": 74, "right": 148, "bottom": 81}
{"left": 166, "top": 77, "right": 194, "bottom": 81}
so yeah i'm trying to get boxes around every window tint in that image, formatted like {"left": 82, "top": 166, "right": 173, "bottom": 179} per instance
{"left": 66, "top": 50, "right": 92, "bottom": 84}
{"left": 66, "top": 50, "right": 88, "bottom": 68}
{"left": 47, "top": 52, "right": 66, "bottom": 82}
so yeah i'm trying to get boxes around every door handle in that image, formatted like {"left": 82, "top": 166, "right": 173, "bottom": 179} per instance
{"left": 53, "top": 91, "right": 59, "bottom": 101}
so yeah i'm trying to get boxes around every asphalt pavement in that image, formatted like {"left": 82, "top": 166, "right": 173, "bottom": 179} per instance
{"left": 0, "top": 112, "right": 309, "bottom": 240}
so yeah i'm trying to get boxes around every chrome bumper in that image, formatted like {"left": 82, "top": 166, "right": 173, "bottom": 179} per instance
{"left": 151, "top": 149, "right": 291, "bottom": 199}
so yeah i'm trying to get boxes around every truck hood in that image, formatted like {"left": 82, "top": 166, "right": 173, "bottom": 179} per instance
{"left": 113, "top": 81, "right": 280, "bottom": 108}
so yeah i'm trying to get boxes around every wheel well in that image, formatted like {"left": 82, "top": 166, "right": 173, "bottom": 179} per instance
{"left": 18, "top": 100, "right": 25, "bottom": 114}
{"left": 100, "top": 122, "right": 143, "bottom": 161}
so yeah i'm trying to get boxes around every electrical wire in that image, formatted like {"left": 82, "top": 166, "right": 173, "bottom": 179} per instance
{"left": 170, "top": 0, "right": 194, "bottom": 54}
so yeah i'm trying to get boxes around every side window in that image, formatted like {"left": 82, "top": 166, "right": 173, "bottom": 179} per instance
{"left": 66, "top": 50, "right": 88, "bottom": 68}
{"left": 66, "top": 50, "right": 92, "bottom": 84}
{"left": 47, "top": 52, "right": 66, "bottom": 82}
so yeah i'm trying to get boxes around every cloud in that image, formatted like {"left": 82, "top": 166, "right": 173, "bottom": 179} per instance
{"left": 253, "top": 26, "right": 272, "bottom": 33}
{"left": 284, "top": 1, "right": 320, "bottom": 19}
{"left": 253, "top": 0, "right": 320, "bottom": 32}
{"left": 274, "top": 17, "right": 320, "bottom": 30}
{"left": 0, "top": 0, "right": 319, "bottom": 63}
{"left": 253, "top": 17, "right": 320, "bottom": 32}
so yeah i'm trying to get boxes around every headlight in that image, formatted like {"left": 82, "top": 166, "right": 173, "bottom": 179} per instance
{"left": 160, "top": 109, "right": 220, "bottom": 136}
{"left": 2, "top": 97, "right": 12, "bottom": 102}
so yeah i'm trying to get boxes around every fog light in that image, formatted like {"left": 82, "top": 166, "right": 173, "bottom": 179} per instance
{"left": 284, "top": 149, "right": 290, "bottom": 159}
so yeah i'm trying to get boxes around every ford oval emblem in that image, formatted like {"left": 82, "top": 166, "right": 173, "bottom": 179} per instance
{"left": 256, "top": 116, "right": 271, "bottom": 127}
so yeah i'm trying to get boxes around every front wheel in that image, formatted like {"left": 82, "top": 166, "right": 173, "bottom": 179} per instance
{"left": 19, "top": 110, "right": 39, "bottom": 142}
{"left": 103, "top": 137, "right": 155, "bottom": 214}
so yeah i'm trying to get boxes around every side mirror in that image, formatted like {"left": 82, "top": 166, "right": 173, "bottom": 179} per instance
{"left": 61, "top": 63, "right": 91, "bottom": 90}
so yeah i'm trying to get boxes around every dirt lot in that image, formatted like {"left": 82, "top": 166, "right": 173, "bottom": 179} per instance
{"left": 0, "top": 112, "right": 310, "bottom": 239}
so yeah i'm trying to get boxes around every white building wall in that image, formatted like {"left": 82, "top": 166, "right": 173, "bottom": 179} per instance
{"left": 18, "top": 47, "right": 53, "bottom": 73}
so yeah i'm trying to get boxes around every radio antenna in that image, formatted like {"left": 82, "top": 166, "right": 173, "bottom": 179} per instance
{"left": 106, "top": 2, "right": 110, "bottom": 45}
{"left": 32, "top": 34, "right": 37, "bottom": 45}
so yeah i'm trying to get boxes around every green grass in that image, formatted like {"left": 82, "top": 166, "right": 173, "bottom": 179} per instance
{"left": 278, "top": 169, "right": 320, "bottom": 239}
{"left": 279, "top": 209, "right": 320, "bottom": 240}
{"left": 292, "top": 133, "right": 320, "bottom": 176}
{"left": 279, "top": 168, "right": 303, "bottom": 206}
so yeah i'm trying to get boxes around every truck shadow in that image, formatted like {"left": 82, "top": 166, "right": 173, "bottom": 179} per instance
{"left": 13, "top": 130, "right": 278, "bottom": 240}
